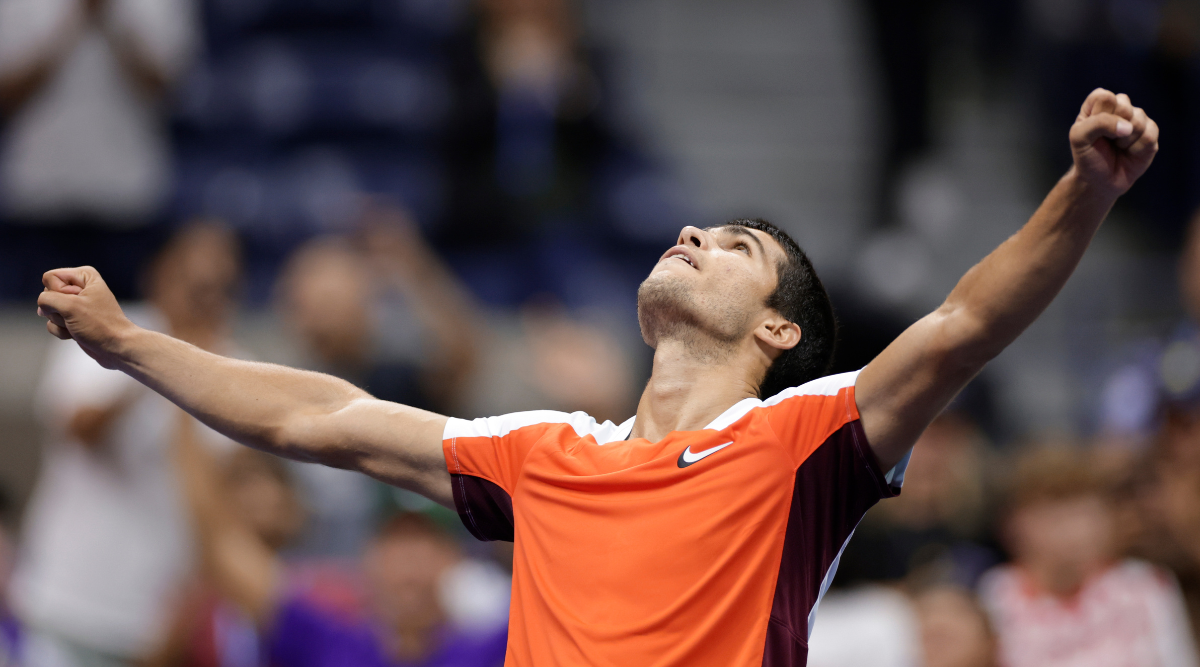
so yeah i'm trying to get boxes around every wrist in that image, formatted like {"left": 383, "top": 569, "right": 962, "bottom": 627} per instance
{"left": 110, "top": 321, "right": 148, "bottom": 366}
{"left": 1063, "top": 166, "right": 1121, "bottom": 207}
{"left": 1056, "top": 167, "right": 1118, "bottom": 214}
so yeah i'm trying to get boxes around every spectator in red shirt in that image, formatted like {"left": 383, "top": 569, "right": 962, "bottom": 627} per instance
{"left": 979, "top": 447, "right": 1198, "bottom": 667}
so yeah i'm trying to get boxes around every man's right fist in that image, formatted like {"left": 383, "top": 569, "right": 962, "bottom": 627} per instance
{"left": 37, "top": 267, "right": 136, "bottom": 370}
{"left": 1068, "top": 88, "right": 1159, "bottom": 199}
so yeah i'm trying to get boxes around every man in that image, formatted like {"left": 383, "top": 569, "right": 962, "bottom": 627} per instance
{"left": 35, "top": 88, "right": 1158, "bottom": 666}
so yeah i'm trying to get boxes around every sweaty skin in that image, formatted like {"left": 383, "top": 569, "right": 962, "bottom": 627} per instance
{"left": 36, "top": 88, "right": 1158, "bottom": 500}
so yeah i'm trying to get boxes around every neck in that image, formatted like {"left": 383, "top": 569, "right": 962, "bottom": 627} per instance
{"left": 630, "top": 337, "right": 764, "bottom": 442}
{"left": 1020, "top": 558, "right": 1106, "bottom": 599}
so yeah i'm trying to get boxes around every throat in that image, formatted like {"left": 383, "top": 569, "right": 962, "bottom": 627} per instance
{"left": 629, "top": 340, "right": 762, "bottom": 441}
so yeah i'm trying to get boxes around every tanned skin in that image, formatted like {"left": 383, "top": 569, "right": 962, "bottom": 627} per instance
{"left": 36, "top": 88, "right": 1158, "bottom": 504}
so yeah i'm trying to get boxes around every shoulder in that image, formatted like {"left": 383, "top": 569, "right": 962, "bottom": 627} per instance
{"left": 1106, "top": 558, "right": 1183, "bottom": 594}
{"left": 444, "top": 410, "right": 631, "bottom": 445}
{"left": 761, "top": 370, "right": 861, "bottom": 412}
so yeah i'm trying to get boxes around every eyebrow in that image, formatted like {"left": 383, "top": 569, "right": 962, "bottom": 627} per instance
{"left": 711, "top": 226, "right": 767, "bottom": 260}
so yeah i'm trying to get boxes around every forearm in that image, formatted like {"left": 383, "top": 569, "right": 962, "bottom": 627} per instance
{"left": 39, "top": 266, "right": 456, "bottom": 504}
{"left": 858, "top": 89, "right": 1157, "bottom": 468}
{"left": 115, "top": 326, "right": 367, "bottom": 462}
{"left": 940, "top": 168, "right": 1114, "bottom": 364}
{"left": 858, "top": 170, "right": 1117, "bottom": 466}
{"left": 0, "top": 6, "right": 84, "bottom": 112}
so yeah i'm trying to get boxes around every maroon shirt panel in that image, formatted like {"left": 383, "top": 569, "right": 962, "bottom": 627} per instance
{"left": 761, "top": 419, "right": 897, "bottom": 665}
{"left": 449, "top": 473, "right": 515, "bottom": 542}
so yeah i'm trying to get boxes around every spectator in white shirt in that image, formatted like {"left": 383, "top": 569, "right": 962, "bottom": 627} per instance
{"left": 11, "top": 221, "right": 240, "bottom": 667}
{"left": 0, "top": 0, "right": 197, "bottom": 226}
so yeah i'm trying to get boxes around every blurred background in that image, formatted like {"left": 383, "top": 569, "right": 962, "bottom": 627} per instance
{"left": 0, "top": 0, "right": 1199, "bottom": 665}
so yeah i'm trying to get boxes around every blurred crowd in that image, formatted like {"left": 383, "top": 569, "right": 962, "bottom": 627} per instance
{"left": 0, "top": 0, "right": 1199, "bottom": 666}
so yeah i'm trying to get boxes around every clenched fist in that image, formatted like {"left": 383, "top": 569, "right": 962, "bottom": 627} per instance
{"left": 1069, "top": 88, "right": 1159, "bottom": 198}
{"left": 37, "top": 267, "right": 137, "bottom": 370}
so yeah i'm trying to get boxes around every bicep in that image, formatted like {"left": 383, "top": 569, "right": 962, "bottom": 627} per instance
{"left": 292, "top": 398, "right": 453, "bottom": 508}
{"left": 856, "top": 306, "right": 985, "bottom": 470}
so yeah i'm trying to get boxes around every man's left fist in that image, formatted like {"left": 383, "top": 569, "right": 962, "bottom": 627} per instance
{"left": 1069, "top": 88, "right": 1159, "bottom": 199}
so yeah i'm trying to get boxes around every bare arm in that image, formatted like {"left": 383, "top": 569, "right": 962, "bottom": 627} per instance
{"left": 0, "top": 2, "right": 85, "bottom": 114}
{"left": 857, "top": 88, "right": 1161, "bottom": 470}
{"left": 67, "top": 387, "right": 138, "bottom": 449}
{"left": 36, "top": 273, "right": 453, "bottom": 506}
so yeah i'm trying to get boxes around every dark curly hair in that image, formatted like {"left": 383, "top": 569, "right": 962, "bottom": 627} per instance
{"left": 718, "top": 218, "right": 837, "bottom": 398}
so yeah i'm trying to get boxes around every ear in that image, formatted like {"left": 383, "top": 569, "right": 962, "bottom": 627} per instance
{"left": 753, "top": 313, "right": 801, "bottom": 354}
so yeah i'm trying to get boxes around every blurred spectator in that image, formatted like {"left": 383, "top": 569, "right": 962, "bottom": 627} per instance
{"left": 913, "top": 585, "right": 996, "bottom": 667}
{"left": 1120, "top": 406, "right": 1200, "bottom": 644}
{"left": 979, "top": 446, "right": 1198, "bottom": 667}
{"left": 274, "top": 203, "right": 480, "bottom": 556}
{"left": 168, "top": 421, "right": 507, "bottom": 667}
{"left": 0, "top": 0, "right": 198, "bottom": 297}
{"left": 439, "top": 0, "right": 681, "bottom": 310}
{"left": 278, "top": 203, "right": 479, "bottom": 413}
{"left": 458, "top": 300, "right": 638, "bottom": 424}
{"left": 836, "top": 412, "right": 997, "bottom": 587}
{"left": 1097, "top": 208, "right": 1200, "bottom": 443}
{"left": 1092, "top": 210, "right": 1200, "bottom": 643}
{"left": 152, "top": 442, "right": 303, "bottom": 667}
{"left": 444, "top": 0, "right": 608, "bottom": 247}
{"left": 1, "top": 514, "right": 20, "bottom": 667}
{"left": 11, "top": 221, "right": 240, "bottom": 667}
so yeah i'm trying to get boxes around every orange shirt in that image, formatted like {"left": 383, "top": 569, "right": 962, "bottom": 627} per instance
{"left": 442, "top": 371, "right": 908, "bottom": 666}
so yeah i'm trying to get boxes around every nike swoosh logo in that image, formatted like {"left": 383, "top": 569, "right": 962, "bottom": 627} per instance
{"left": 677, "top": 442, "right": 733, "bottom": 468}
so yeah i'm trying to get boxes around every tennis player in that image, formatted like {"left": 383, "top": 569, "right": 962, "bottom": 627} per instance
{"left": 36, "top": 88, "right": 1158, "bottom": 666}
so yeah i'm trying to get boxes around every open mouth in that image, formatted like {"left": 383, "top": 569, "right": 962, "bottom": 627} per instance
{"left": 664, "top": 249, "right": 696, "bottom": 269}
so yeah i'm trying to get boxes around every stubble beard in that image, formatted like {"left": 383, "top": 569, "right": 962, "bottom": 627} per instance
{"left": 636, "top": 273, "right": 749, "bottom": 362}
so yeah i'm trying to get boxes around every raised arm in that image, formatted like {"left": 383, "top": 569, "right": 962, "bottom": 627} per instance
{"left": 36, "top": 270, "right": 453, "bottom": 506}
{"left": 857, "top": 88, "right": 1160, "bottom": 470}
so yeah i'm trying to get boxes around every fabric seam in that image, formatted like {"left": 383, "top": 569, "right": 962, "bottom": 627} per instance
{"left": 450, "top": 438, "right": 484, "bottom": 538}
{"left": 762, "top": 388, "right": 858, "bottom": 470}
{"left": 767, "top": 614, "right": 809, "bottom": 647}
{"left": 846, "top": 421, "right": 893, "bottom": 498}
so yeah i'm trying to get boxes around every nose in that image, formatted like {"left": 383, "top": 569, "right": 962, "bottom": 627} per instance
{"left": 677, "top": 226, "right": 710, "bottom": 250}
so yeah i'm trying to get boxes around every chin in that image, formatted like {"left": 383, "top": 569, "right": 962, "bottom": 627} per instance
{"left": 636, "top": 273, "right": 698, "bottom": 345}
{"left": 637, "top": 271, "right": 690, "bottom": 312}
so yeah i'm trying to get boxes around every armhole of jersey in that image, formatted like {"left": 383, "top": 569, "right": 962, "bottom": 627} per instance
{"left": 442, "top": 410, "right": 630, "bottom": 542}
{"left": 846, "top": 418, "right": 902, "bottom": 499}
{"left": 449, "top": 472, "right": 515, "bottom": 542}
